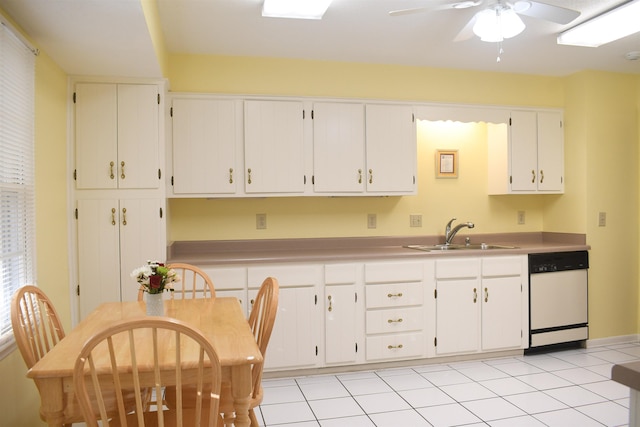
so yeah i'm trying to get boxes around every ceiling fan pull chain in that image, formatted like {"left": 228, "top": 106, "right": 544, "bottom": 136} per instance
{"left": 496, "top": 41, "right": 504, "bottom": 63}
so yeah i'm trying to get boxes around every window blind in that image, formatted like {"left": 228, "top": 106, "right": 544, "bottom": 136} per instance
{"left": 0, "top": 18, "right": 36, "bottom": 359}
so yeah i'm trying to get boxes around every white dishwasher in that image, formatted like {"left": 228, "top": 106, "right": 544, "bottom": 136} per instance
{"left": 527, "top": 250, "right": 589, "bottom": 350}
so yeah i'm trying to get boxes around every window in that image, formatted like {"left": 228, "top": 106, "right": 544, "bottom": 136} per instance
{"left": 0, "top": 17, "right": 37, "bottom": 359}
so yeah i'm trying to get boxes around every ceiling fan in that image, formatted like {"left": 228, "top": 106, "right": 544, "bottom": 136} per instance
{"left": 389, "top": 1, "right": 581, "bottom": 42}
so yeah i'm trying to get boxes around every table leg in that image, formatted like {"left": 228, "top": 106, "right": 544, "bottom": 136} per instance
{"left": 230, "top": 364, "right": 253, "bottom": 427}
{"left": 34, "top": 378, "right": 66, "bottom": 427}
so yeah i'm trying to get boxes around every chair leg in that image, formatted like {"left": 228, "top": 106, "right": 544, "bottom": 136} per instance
{"left": 222, "top": 412, "right": 235, "bottom": 426}
{"left": 249, "top": 408, "right": 260, "bottom": 427}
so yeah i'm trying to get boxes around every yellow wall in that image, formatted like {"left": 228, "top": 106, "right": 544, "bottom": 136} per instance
{"left": 0, "top": 48, "right": 69, "bottom": 425}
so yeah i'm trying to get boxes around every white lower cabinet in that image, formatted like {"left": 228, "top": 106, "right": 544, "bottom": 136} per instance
{"left": 247, "top": 264, "right": 323, "bottom": 371}
{"left": 324, "top": 263, "right": 363, "bottom": 366}
{"left": 434, "top": 256, "right": 528, "bottom": 357}
{"left": 76, "top": 197, "right": 165, "bottom": 319}
{"left": 189, "top": 255, "right": 528, "bottom": 372}
{"left": 364, "top": 261, "right": 426, "bottom": 362}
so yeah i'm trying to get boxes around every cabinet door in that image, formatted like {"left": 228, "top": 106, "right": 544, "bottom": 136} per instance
{"left": 244, "top": 100, "right": 305, "bottom": 194}
{"left": 509, "top": 110, "right": 538, "bottom": 192}
{"left": 435, "top": 279, "right": 480, "bottom": 355}
{"left": 365, "top": 104, "right": 416, "bottom": 193}
{"left": 118, "top": 198, "right": 166, "bottom": 303}
{"left": 312, "top": 102, "right": 365, "bottom": 193}
{"left": 325, "top": 284, "right": 358, "bottom": 365}
{"left": 117, "top": 84, "right": 160, "bottom": 189}
{"left": 75, "top": 83, "right": 160, "bottom": 190}
{"left": 481, "top": 276, "right": 523, "bottom": 351}
{"left": 172, "top": 98, "right": 239, "bottom": 194}
{"left": 536, "top": 111, "right": 564, "bottom": 192}
{"left": 75, "top": 83, "right": 118, "bottom": 189}
{"left": 77, "top": 198, "right": 121, "bottom": 319}
{"left": 255, "top": 286, "right": 319, "bottom": 370}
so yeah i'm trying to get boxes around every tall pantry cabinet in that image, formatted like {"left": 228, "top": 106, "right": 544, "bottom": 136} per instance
{"left": 73, "top": 81, "right": 167, "bottom": 320}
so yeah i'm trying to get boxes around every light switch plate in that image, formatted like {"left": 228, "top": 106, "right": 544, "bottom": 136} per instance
{"left": 410, "top": 214, "right": 422, "bottom": 227}
{"left": 256, "top": 213, "right": 267, "bottom": 229}
{"left": 517, "top": 211, "right": 525, "bottom": 225}
{"left": 367, "top": 213, "right": 377, "bottom": 229}
{"left": 598, "top": 211, "right": 606, "bottom": 227}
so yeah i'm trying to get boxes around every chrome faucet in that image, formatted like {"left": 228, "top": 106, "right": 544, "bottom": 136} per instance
{"left": 444, "top": 217, "right": 475, "bottom": 245}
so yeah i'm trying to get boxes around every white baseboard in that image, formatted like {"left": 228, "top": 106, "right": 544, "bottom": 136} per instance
{"left": 587, "top": 334, "right": 640, "bottom": 348}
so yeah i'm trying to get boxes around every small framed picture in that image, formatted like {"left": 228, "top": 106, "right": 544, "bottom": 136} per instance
{"left": 436, "top": 149, "right": 458, "bottom": 179}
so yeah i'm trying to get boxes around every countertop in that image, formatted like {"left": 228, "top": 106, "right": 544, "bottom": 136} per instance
{"left": 612, "top": 361, "right": 640, "bottom": 391}
{"left": 167, "top": 232, "right": 589, "bottom": 266}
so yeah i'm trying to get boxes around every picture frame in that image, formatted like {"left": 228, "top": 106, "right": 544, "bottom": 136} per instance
{"left": 435, "top": 149, "right": 458, "bottom": 179}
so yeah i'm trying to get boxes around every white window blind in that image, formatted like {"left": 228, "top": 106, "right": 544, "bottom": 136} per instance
{"left": 0, "top": 18, "right": 36, "bottom": 359}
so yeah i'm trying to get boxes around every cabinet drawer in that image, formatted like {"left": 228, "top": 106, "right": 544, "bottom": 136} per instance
{"left": 366, "top": 307, "right": 423, "bottom": 334}
{"left": 200, "top": 267, "right": 246, "bottom": 290}
{"left": 247, "top": 265, "right": 321, "bottom": 288}
{"left": 325, "top": 263, "right": 359, "bottom": 285}
{"left": 436, "top": 258, "right": 480, "bottom": 279}
{"left": 366, "top": 332, "right": 424, "bottom": 361}
{"left": 366, "top": 283, "right": 423, "bottom": 308}
{"left": 364, "top": 262, "right": 424, "bottom": 284}
{"left": 482, "top": 256, "right": 523, "bottom": 277}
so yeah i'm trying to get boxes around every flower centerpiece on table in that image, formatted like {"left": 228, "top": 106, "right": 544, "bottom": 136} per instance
{"left": 131, "top": 261, "right": 180, "bottom": 294}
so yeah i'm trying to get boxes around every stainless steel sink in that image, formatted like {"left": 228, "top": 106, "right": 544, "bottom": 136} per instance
{"left": 405, "top": 243, "right": 517, "bottom": 251}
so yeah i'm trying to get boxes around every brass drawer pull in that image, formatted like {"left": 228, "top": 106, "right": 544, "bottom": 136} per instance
{"left": 387, "top": 318, "right": 403, "bottom": 323}
{"left": 387, "top": 344, "right": 403, "bottom": 350}
{"left": 387, "top": 292, "right": 403, "bottom": 298}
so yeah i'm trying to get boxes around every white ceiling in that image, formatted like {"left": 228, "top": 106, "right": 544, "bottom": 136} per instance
{"left": 1, "top": 0, "right": 639, "bottom": 78}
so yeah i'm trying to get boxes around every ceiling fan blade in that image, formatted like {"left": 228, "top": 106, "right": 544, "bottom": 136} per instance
{"left": 515, "top": 1, "right": 580, "bottom": 25}
{"left": 389, "top": 6, "right": 433, "bottom": 17}
{"left": 453, "top": 13, "right": 478, "bottom": 42}
{"left": 389, "top": 1, "right": 480, "bottom": 17}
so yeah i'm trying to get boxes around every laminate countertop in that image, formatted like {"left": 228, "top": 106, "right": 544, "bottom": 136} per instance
{"left": 167, "top": 232, "right": 589, "bottom": 266}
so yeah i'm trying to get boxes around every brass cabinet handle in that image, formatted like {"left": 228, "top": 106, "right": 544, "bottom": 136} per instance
{"left": 369, "top": 168, "right": 373, "bottom": 184}
{"left": 387, "top": 344, "right": 403, "bottom": 349}
{"left": 111, "top": 208, "right": 116, "bottom": 225}
{"left": 229, "top": 168, "right": 234, "bottom": 184}
{"left": 358, "top": 168, "right": 362, "bottom": 184}
{"left": 531, "top": 169, "right": 536, "bottom": 183}
{"left": 539, "top": 170, "right": 544, "bottom": 183}
{"left": 484, "top": 287, "right": 489, "bottom": 303}
{"left": 120, "top": 161, "right": 125, "bottom": 179}
{"left": 473, "top": 287, "right": 477, "bottom": 303}
{"left": 387, "top": 318, "right": 403, "bottom": 323}
{"left": 387, "top": 292, "right": 403, "bottom": 298}
{"left": 122, "top": 207, "right": 127, "bottom": 226}
{"left": 109, "top": 161, "right": 115, "bottom": 180}
{"left": 247, "top": 168, "right": 252, "bottom": 184}
{"left": 328, "top": 295, "right": 332, "bottom": 312}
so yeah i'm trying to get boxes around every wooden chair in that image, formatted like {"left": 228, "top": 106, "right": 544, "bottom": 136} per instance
{"left": 11, "top": 285, "right": 65, "bottom": 369}
{"left": 138, "top": 263, "right": 216, "bottom": 301}
{"left": 73, "top": 317, "right": 222, "bottom": 427}
{"left": 165, "top": 277, "right": 279, "bottom": 426}
{"left": 219, "top": 277, "right": 279, "bottom": 426}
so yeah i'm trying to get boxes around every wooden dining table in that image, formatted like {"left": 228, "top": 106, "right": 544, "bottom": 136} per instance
{"left": 27, "top": 297, "right": 263, "bottom": 427}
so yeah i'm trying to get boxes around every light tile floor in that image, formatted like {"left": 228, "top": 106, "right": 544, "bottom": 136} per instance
{"left": 255, "top": 342, "right": 640, "bottom": 427}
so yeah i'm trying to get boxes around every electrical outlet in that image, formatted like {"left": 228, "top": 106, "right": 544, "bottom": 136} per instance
{"left": 598, "top": 211, "right": 606, "bottom": 227}
{"left": 367, "top": 213, "right": 377, "bottom": 229}
{"left": 256, "top": 213, "right": 267, "bottom": 229}
{"left": 410, "top": 214, "right": 422, "bottom": 227}
{"left": 517, "top": 211, "right": 526, "bottom": 225}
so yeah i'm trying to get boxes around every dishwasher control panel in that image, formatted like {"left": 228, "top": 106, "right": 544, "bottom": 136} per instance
{"left": 529, "top": 250, "right": 589, "bottom": 274}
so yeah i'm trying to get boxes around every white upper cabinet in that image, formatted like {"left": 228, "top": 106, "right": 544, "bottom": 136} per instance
{"left": 75, "top": 83, "right": 160, "bottom": 190}
{"left": 365, "top": 104, "right": 417, "bottom": 194}
{"left": 312, "top": 102, "right": 366, "bottom": 193}
{"left": 170, "top": 98, "right": 241, "bottom": 195}
{"left": 489, "top": 110, "right": 564, "bottom": 194}
{"left": 244, "top": 100, "right": 306, "bottom": 194}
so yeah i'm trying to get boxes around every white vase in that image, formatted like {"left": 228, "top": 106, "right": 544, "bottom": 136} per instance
{"left": 145, "top": 292, "right": 165, "bottom": 316}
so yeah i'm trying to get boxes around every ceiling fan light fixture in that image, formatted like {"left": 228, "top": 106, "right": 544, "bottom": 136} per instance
{"left": 557, "top": 0, "right": 640, "bottom": 47}
{"left": 262, "top": 0, "right": 332, "bottom": 19}
{"left": 473, "top": 7, "right": 525, "bottom": 42}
